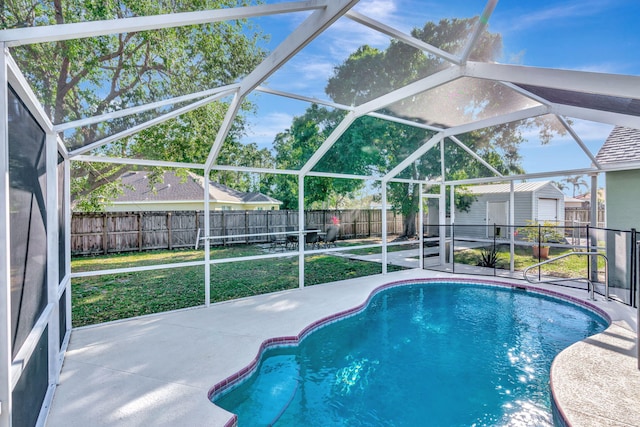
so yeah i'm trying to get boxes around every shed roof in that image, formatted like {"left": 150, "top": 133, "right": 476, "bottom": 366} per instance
{"left": 595, "top": 127, "right": 640, "bottom": 165}
{"left": 466, "top": 181, "right": 558, "bottom": 195}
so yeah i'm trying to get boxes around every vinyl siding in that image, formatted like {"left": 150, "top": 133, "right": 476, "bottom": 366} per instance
{"left": 453, "top": 182, "right": 564, "bottom": 238}
{"left": 606, "top": 169, "right": 640, "bottom": 230}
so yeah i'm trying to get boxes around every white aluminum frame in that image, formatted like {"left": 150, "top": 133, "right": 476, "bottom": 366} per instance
{"left": 2, "top": 1, "right": 640, "bottom": 423}
{"left": 0, "top": 43, "right": 11, "bottom": 427}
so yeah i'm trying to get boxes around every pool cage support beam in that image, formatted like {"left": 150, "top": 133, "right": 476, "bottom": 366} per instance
{"left": 45, "top": 131, "right": 61, "bottom": 421}
{"left": 418, "top": 183, "right": 424, "bottom": 270}
{"left": 590, "top": 174, "right": 599, "bottom": 283}
{"left": 204, "top": 170, "right": 211, "bottom": 307}
{"left": 510, "top": 181, "right": 515, "bottom": 272}
{"left": 439, "top": 139, "right": 446, "bottom": 265}
{"left": 0, "top": 43, "right": 11, "bottom": 427}
{"left": 450, "top": 185, "right": 455, "bottom": 266}
{"left": 459, "top": 0, "right": 498, "bottom": 63}
{"left": 298, "top": 174, "right": 305, "bottom": 288}
{"left": 382, "top": 184, "right": 388, "bottom": 274}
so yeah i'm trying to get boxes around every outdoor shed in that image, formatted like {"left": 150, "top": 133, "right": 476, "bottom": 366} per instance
{"left": 452, "top": 181, "right": 565, "bottom": 238}
{"left": 101, "top": 170, "right": 282, "bottom": 212}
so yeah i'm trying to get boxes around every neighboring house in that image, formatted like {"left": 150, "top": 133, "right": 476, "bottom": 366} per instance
{"left": 564, "top": 195, "right": 584, "bottom": 209}
{"left": 595, "top": 126, "right": 640, "bottom": 300}
{"left": 452, "top": 181, "right": 565, "bottom": 238}
{"left": 596, "top": 126, "right": 640, "bottom": 232}
{"left": 104, "top": 170, "right": 282, "bottom": 212}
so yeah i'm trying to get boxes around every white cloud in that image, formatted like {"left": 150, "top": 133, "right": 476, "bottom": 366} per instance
{"left": 566, "top": 120, "right": 613, "bottom": 142}
{"left": 519, "top": 119, "right": 613, "bottom": 156}
{"left": 501, "top": 0, "right": 616, "bottom": 33}
{"left": 353, "top": 0, "right": 398, "bottom": 22}
{"left": 245, "top": 112, "right": 294, "bottom": 148}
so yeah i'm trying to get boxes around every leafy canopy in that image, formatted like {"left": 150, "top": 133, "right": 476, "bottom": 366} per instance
{"left": 4, "top": 0, "right": 269, "bottom": 210}
{"left": 272, "top": 17, "right": 565, "bottom": 235}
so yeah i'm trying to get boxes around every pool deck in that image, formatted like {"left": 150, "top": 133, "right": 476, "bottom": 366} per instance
{"left": 45, "top": 269, "right": 638, "bottom": 427}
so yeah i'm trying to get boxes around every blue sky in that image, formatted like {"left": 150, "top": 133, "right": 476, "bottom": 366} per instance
{"left": 239, "top": 0, "right": 640, "bottom": 187}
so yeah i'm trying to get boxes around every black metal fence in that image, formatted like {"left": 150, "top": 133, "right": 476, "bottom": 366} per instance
{"left": 422, "top": 223, "right": 638, "bottom": 308}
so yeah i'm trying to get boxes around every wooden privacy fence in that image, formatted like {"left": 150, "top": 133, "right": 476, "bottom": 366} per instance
{"left": 564, "top": 208, "right": 605, "bottom": 227}
{"left": 71, "top": 210, "right": 407, "bottom": 255}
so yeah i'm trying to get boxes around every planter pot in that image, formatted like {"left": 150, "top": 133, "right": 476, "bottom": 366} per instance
{"left": 533, "top": 245, "right": 549, "bottom": 259}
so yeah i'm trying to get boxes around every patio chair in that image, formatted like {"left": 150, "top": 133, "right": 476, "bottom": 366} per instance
{"left": 305, "top": 230, "right": 320, "bottom": 250}
{"left": 285, "top": 226, "right": 298, "bottom": 250}
{"left": 322, "top": 225, "right": 339, "bottom": 248}
{"left": 269, "top": 232, "right": 287, "bottom": 252}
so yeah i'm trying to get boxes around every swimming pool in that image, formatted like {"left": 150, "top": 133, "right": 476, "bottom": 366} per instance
{"left": 211, "top": 281, "right": 608, "bottom": 426}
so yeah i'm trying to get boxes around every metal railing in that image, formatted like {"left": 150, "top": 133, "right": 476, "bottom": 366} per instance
{"left": 523, "top": 251, "right": 609, "bottom": 301}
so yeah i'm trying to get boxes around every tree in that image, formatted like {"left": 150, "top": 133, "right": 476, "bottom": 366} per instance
{"left": 271, "top": 105, "right": 380, "bottom": 209}
{"left": 552, "top": 180, "right": 568, "bottom": 192}
{"left": 3, "top": 0, "right": 268, "bottom": 210}
{"left": 320, "top": 17, "right": 555, "bottom": 236}
{"left": 563, "top": 175, "right": 588, "bottom": 197}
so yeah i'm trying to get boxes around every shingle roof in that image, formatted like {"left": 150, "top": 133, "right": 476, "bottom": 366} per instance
{"left": 114, "top": 171, "right": 281, "bottom": 205}
{"left": 466, "top": 181, "right": 556, "bottom": 195}
{"left": 596, "top": 126, "right": 640, "bottom": 164}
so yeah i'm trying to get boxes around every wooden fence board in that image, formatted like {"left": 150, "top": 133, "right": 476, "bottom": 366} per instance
{"left": 71, "top": 209, "right": 410, "bottom": 255}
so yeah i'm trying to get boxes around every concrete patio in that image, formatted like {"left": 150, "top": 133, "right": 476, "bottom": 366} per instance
{"left": 44, "top": 268, "right": 638, "bottom": 427}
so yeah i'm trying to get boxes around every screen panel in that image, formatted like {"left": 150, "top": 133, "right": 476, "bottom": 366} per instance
{"left": 59, "top": 289, "right": 67, "bottom": 350}
{"left": 12, "top": 327, "right": 49, "bottom": 427}
{"left": 8, "top": 86, "right": 48, "bottom": 359}
{"left": 58, "top": 153, "right": 66, "bottom": 283}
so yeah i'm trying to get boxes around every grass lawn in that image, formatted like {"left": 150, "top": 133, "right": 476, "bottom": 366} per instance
{"left": 71, "top": 246, "right": 406, "bottom": 327}
{"left": 454, "top": 245, "right": 606, "bottom": 278}
{"left": 345, "top": 242, "right": 420, "bottom": 256}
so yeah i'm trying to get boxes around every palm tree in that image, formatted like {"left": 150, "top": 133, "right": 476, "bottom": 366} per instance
{"left": 552, "top": 180, "right": 568, "bottom": 192}
{"left": 563, "top": 175, "right": 588, "bottom": 197}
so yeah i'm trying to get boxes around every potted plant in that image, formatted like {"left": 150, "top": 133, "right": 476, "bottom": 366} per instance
{"left": 516, "top": 220, "right": 564, "bottom": 259}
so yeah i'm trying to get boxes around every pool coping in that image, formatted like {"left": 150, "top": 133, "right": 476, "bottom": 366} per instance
{"left": 45, "top": 269, "right": 638, "bottom": 427}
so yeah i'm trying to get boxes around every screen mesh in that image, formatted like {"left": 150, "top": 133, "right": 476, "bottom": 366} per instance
{"left": 12, "top": 326, "right": 49, "bottom": 427}
{"left": 8, "top": 86, "right": 48, "bottom": 359}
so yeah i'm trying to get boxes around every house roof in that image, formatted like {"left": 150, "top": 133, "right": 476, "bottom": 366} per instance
{"left": 596, "top": 126, "right": 640, "bottom": 165}
{"left": 114, "top": 171, "right": 281, "bottom": 205}
{"left": 465, "top": 181, "right": 558, "bottom": 195}
{"left": 564, "top": 195, "right": 583, "bottom": 203}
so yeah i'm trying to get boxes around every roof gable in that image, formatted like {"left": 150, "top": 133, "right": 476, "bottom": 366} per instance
{"left": 596, "top": 126, "right": 640, "bottom": 165}
{"left": 113, "top": 171, "right": 281, "bottom": 205}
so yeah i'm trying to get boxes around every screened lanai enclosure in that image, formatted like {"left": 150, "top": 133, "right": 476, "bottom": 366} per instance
{"left": 1, "top": 1, "right": 640, "bottom": 426}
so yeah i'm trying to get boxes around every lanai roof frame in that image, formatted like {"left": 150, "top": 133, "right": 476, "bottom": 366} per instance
{"left": 2, "top": 1, "right": 639, "bottom": 183}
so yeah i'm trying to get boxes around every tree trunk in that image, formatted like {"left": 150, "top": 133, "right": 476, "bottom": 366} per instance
{"left": 404, "top": 210, "right": 417, "bottom": 237}
{"left": 402, "top": 177, "right": 421, "bottom": 238}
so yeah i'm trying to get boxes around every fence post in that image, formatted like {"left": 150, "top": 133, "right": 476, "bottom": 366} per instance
{"left": 138, "top": 212, "right": 143, "bottom": 252}
{"left": 102, "top": 212, "right": 108, "bottom": 255}
{"left": 245, "top": 210, "right": 249, "bottom": 243}
{"left": 353, "top": 215, "right": 357, "bottom": 239}
{"left": 221, "top": 210, "right": 225, "bottom": 246}
{"left": 167, "top": 212, "right": 173, "bottom": 250}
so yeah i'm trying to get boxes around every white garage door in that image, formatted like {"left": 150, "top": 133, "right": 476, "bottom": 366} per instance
{"left": 538, "top": 198, "right": 558, "bottom": 222}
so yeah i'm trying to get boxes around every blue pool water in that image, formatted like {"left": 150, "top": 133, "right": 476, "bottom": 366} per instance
{"left": 214, "top": 282, "right": 607, "bottom": 426}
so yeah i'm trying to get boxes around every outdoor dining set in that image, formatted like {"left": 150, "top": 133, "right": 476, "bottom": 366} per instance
{"left": 270, "top": 225, "right": 339, "bottom": 251}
